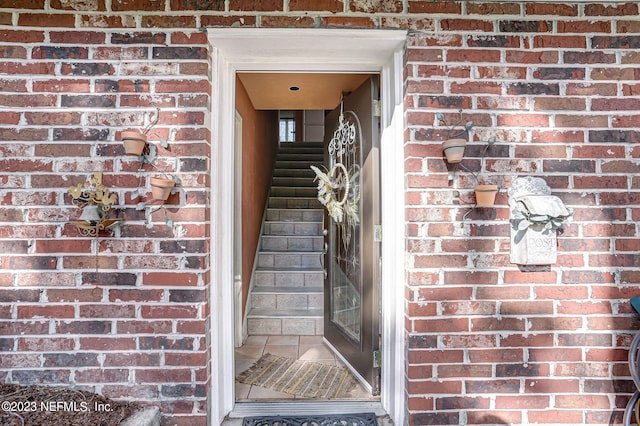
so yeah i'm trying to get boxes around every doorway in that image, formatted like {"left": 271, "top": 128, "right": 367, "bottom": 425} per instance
{"left": 209, "top": 28, "right": 407, "bottom": 425}
{"left": 234, "top": 74, "right": 381, "bottom": 401}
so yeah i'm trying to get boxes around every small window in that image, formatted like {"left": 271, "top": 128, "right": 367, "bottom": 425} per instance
{"left": 279, "top": 110, "right": 296, "bottom": 142}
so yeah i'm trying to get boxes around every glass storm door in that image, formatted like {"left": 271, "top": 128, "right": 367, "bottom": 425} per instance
{"left": 321, "top": 76, "right": 381, "bottom": 395}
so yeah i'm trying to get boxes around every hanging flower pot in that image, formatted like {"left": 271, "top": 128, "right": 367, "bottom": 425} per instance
{"left": 150, "top": 177, "right": 175, "bottom": 201}
{"left": 121, "top": 131, "right": 148, "bottom": 156}
{"left": 474, "top": 184, "right": 499, "bottom": 207}
{"left": 442, "top": 138, "right": 467, "bottom": 163}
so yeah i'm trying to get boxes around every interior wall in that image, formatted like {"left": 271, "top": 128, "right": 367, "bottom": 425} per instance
{"left": 235, "top": 76, "right": 279, "bottom": 316}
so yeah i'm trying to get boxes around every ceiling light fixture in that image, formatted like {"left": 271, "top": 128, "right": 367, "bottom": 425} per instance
{"left": 289, "top": 86, "right": 300, "bottom": 92}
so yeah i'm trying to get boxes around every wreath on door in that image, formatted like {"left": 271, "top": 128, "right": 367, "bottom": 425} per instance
{"left": 312, "top": 161, "right": 360, "bottom": 215}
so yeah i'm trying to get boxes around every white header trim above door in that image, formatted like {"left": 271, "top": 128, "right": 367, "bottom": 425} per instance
{"left": 208, "top": 28, "right": 407, "bottom": 425}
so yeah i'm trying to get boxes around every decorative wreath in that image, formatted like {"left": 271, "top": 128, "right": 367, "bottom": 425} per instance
{"left": 311, "top": 164, "right": 349, "bottom": 223}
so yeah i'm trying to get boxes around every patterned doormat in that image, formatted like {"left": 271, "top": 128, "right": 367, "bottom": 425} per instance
{"left": 236, "top": 353, "right": 357, "bottom": 399}
{"left": 242, "top": 412, "right": 378, "bottom": 426}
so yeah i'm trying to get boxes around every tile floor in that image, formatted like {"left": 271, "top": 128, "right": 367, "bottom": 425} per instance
{"left": 235, "top": 335, "right": 378, "bottom": 401}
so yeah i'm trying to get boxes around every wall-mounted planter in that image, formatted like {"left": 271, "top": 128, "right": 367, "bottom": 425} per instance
{"left": 442, "top": 138, "right": 466, "bottom": 163}
{"left": 150, "top": 177, "right": 175, "bottom": 201}
{"left": 474, "top": 184, "right": 498, "bottom": 207}
{"left": 122, "top": 131, "right": 148, "bottom": 156}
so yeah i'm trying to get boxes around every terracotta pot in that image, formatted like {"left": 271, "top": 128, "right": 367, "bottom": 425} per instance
{"left": 474, "top": 184, "right": 499, "bottom": 207}
{"left": 150, "top": 177, "right": 175, "bottom": 201}
{"left": 122, "top": 131, "right": 147, "bottom": 156}
{"left": 442, "top": 138, "right": 466, "bottom": 163}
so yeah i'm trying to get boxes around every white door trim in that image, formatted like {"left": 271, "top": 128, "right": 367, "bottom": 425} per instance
{"left": 208, "top": 28, "right": 407, "bottom": 425}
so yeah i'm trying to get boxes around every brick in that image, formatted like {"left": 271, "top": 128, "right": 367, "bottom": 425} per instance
{"left": 116, "top": 320, "right": 172, "bottom": 334}
{"left": 466, "top": 379, "right": 520, "bottom": 394}
{"left": 442, "top": 19, "right": 494, "bottom": 32}
{"left": 12, "top": 370, "right": 71, "bottom": 384}
{"left": 103, "top": 352, "right": 161, "bottom": 367}
{"left": 289, "top": 0, "right": 342, "bottom": 11}
{"left": 44, "top": 352, "right": 99, "bottom": 367}
{"left": 437, "top": 395, "right": 490, "bottom": 410}
{"left": 50, "top": 0, "right": 104, "bottom": 9}
{"left": 320, "top": 16, "right": 375, "bottom": 28}
{"left": 75, "top": 369, "right": 129, "bottom": 383}
{"left": 79, "top": 337, "right": 137, "bottom": 351}
{"left": 261, "top": 16, "right": 316, "bottom": 28}
{"left": 199, "top": 15, "right": 256, "bottom": 27}
{"left": 112, "top": 0, "right": 164, "bottom": 11}
{"left": 408, "top": 0, "right": 459, "bottom": 13}
{"left": 102, "top": 384, "right": 159, "bottom": 399}
{"left": 594, "top": 35, "right": 640, "bottom": 50}
{"left": 496, "top": 395, "right": 550, "bottom": 410}
{"left": 17, "top": 337, "right": 74, "bottom": 352}
{"left": 112, "top": 32, "right": 166, "bottom": 44}
{"left": 169, "top": 0, "right": 224, "bottom": 10}
{"left": 136, "top": 368, "right": 191, "bottom": 383}
{"left": 18, "top": 13, "right": 75, "bottom": 27}
{"left": 139, "top": 336, "right": 194, "bottom": 350}
{"left": 586, "top": 2, "right": 638, "bottom": 16}
{"left": 469, "top": 2, "right": 519, "bottom": 15}
{"left": 142, "top": 15, "right": 196, "bottom": 28}
{"left": 18, "top": 305, "right": 74, "bottom": 319}
{"left": 229, "top": 0, "right": 282, "bottom": 11}
{"left": 142, "top": 305, "right": 198, "bottom": 318}
{"left": 56, "top": 320, "right": 111, "bottom": 334}
{"left": 526, "top": 3, "right": 577, "bottom": 16}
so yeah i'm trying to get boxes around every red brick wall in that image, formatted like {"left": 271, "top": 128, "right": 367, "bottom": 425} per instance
{"left": 1, "top": 1, "right": 639, "bottom": 425}
{"left": 404, "top": 2, "right": 640, "bottom": 425}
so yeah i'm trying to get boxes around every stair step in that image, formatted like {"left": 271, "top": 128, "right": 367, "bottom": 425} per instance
{"left": 251, "top": 286, "right": 323, "bottom": 310}
{"left": 272, "top": 176, "right": 315, "bottom": 187}
{"left": 275, "top": 160, "right": 324, "bottom": 169}
{"left": 278, "top": 142, "right": 324, "bottom": 151}
{"left": 263, "top": 222, "right": 322, "bottom": 236}
{"left": 265, "top": 208, "right": 323, "bottom": 222}
{"left": 272, "top": 168, "right": 317, "bottom": 178}
{"left": 257, "top": 252, "right": 322, "bottom": 269}
{"left": 254, "top": 269, "right": 324, "bottom": 287}
{"left": 270, "top": 186, "right": 317, "bottom": 197}
{"left": 261, "top": 235, "right": 323, "bottom": 251}
{"left": 277, "top": 153, "right": 324, "bottom": 161}
{"left": 247, "top": 310, "right": 323, "bottom": 335}
{"left": 268, "top": 197, "right": 323, "bottom": 209}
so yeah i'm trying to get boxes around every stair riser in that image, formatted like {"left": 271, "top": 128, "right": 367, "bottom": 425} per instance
{"left": 263, "top": 222, "right": 322, "bottom": 236}
{"left": 268, "top": 198, "right": 323, "bottom": 209}
{"left": 275, "top": 160, "right": 324, "bottom": 169}
{"left": 261, "top": 236, "right": 324, "bottom": 252}
{"left": 252, "top": 294, "right": 323, "bottom": 310}
{"left": 271, "top": 187, "right": 318, "bottom": 197}
{"left": 272, "top": 177, "right": 315, "bottom": 187}
{"left": 257, "top": 253, "right": 322, "bottom": 269}
{"left": 247, "top": 318, "right": 323, "bottom": 336}
{"left": 266, "top": 209, "right": 323, "bottom": 222}
{"left": 254, "top": 271, "right": 323, "bottom": 287}
{"left": 273, "top": 169, "right": 317, "bottom": 178}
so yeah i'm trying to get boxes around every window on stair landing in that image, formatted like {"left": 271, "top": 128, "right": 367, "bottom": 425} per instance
{"left": 279, "top": 110, "right": 296, "bottom": 142}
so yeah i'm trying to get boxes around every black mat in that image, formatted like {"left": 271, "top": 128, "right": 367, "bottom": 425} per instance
{"left": 242, "top": 412, "right": 378, "bottom": 426}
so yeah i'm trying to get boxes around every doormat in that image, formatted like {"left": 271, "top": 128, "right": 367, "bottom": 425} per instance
{"left": 236, "top": 353, "right": 357, "bottom": 399}
{"left": 242, "top": 412, "right": 378, "bottom": 426}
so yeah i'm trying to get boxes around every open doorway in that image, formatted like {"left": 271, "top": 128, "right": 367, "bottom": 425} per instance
{"left": 233, "top": 73, "right": 381, "bottom": 402}
{"left": 209, "top": 28, "right": 407, "bottom": 424}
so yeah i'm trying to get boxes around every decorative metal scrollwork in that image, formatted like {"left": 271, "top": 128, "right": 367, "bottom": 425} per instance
{"left": 67, "top": 172, "right": 120, "bottom": 236}
{"left": 311, "top": 106, "right": 362, "bottom": 253}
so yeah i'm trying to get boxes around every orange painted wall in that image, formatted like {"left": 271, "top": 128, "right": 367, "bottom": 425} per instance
{"left": 235, "top": 76, "right": 279, "bottom": 317}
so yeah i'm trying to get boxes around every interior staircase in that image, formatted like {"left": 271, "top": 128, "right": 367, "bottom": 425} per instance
{"left": 246, "top": 141, "right": 325, "bottom": 336}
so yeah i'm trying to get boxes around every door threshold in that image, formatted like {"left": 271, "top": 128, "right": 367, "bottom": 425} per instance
{"left": 228, "top": 400, "right": 386, "bottom": 419}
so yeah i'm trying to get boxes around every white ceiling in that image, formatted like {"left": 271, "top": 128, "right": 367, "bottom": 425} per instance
{"left": 237, "top": 72, "right": 371, "bottom": 110}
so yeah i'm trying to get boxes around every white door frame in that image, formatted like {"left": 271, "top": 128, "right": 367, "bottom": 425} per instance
{"left": 208, "top": 28, "right": 407, "bottom": 425}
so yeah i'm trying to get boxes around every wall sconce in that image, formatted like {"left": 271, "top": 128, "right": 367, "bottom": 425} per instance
{"left": 68, "top": 172, "right": 120, "bottom": 236}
